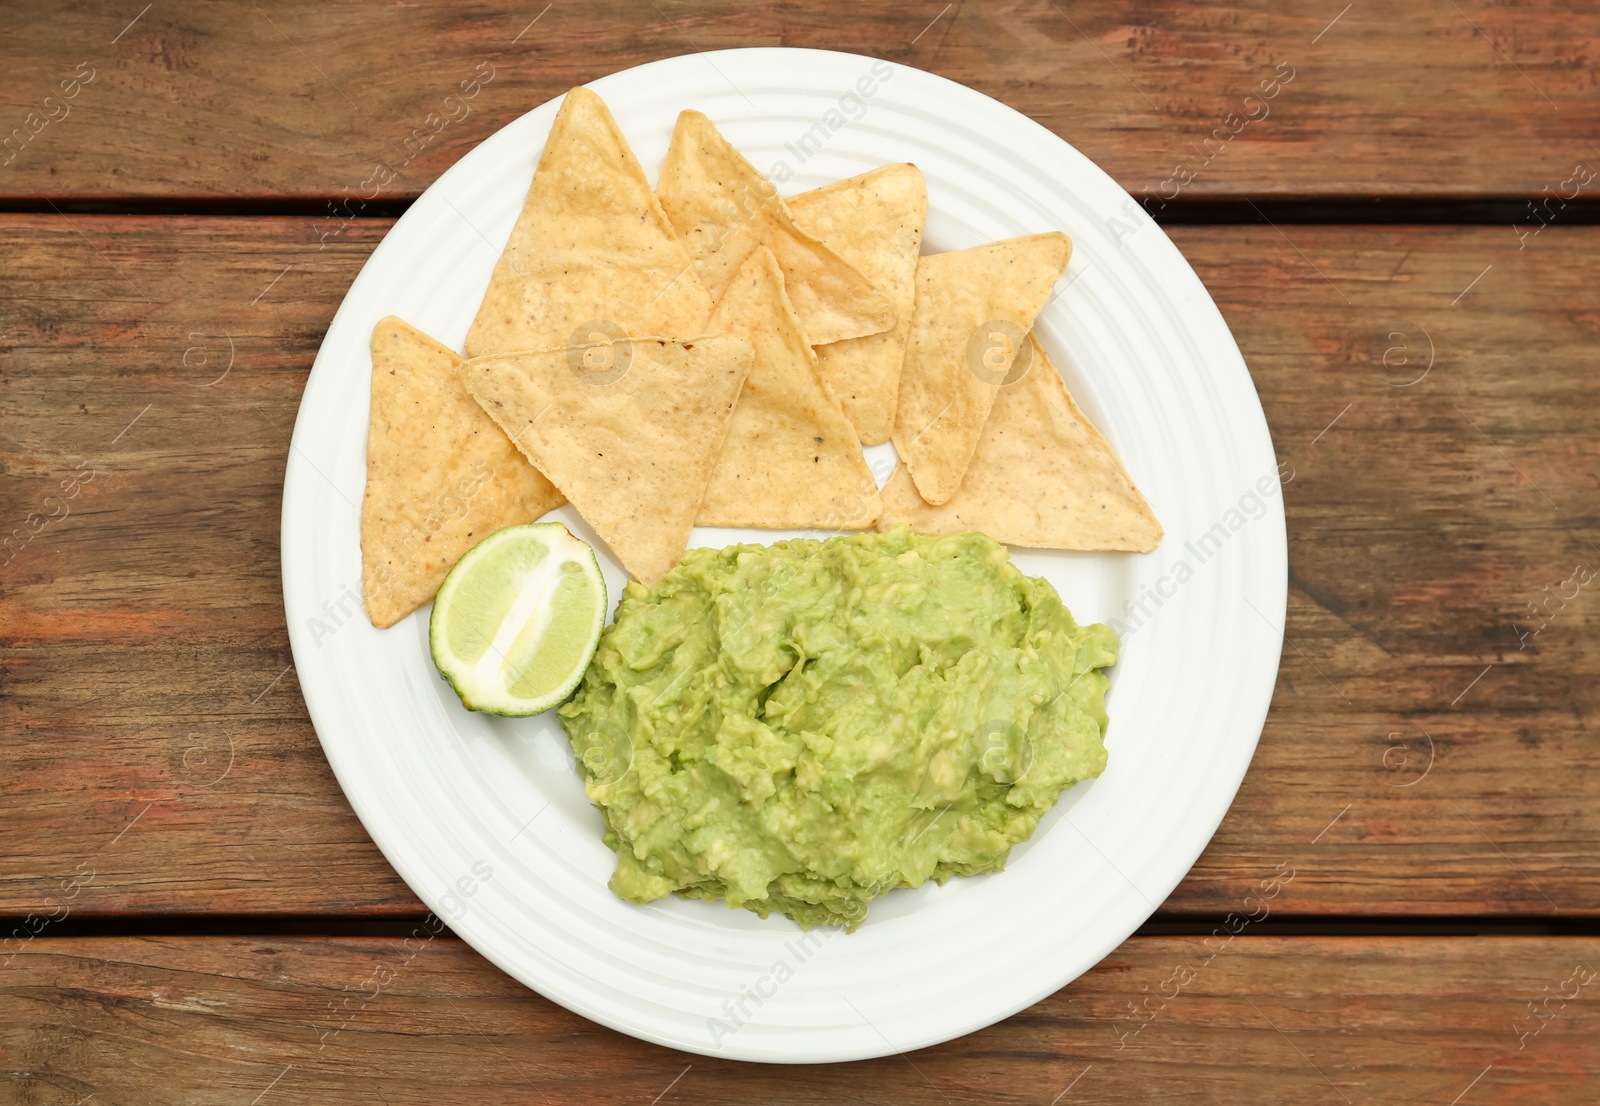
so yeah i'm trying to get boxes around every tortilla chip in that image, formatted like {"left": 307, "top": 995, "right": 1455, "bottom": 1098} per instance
{"left": 788, "top": 164, "right": 927, "bottom": 445}
{"left": 656, "top": 110, "right": 894, "bottom": 346}
{"left": 697, "top": 249, "right": 880, "bottom": 530}
{"left": 361, "top": 317, "right": 566, "bottom": 628}
{"left": 465, "top": 86, "right": 713, "bottom": 358}
{"left": 881, "top": 335, "right": 1162, "bottom": 551}
{"left": 892, "top": 232, "right": 1072, "bottom": 506}
{"left": 462, "top": 335, "right": 754, "bottom": 584}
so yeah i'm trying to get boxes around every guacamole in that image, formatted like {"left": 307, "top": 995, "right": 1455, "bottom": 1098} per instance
{"left": 558, "top": 527, "right": 1117, "bottom": 929}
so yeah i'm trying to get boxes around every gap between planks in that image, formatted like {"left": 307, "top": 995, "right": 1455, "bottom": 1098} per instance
{"left": 1, "top": 195, "right": 1599, "bottom": 225}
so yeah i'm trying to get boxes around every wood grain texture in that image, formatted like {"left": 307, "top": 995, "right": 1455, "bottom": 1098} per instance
{"left": 3, "top": 935, "right": 1596, "bottom": 1102}
{"left": 1, "top": 216, "right": 1596, "bottom": 919}
{"left": 1, "top": 2, "right": 1598, "bottom": 203}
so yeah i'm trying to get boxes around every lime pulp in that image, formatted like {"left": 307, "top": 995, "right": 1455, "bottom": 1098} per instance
{"left": 428, "top": 522, "right": 606, "bottom": 716}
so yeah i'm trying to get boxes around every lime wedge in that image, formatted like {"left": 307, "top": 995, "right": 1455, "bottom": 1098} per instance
{"left": 429, "top": 522, "right": 606, "bottom": 716}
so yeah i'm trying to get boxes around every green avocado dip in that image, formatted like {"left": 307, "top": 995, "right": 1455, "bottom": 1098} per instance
{"left": 558, "top": 526, "right": 1117, "bottom": 930}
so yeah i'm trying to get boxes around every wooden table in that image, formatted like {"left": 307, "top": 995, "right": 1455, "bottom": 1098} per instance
{"left": 4, "top": 3, "right": 1597, "bottom": 1101}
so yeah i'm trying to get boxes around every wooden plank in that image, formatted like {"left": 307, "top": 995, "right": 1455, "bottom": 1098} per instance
{"left": 1, "top": 215, "right": 1596, "bottom": 918}
{"left": 3, "top": 935, "right": 1596, "bottom": 1102}
{"left": 0, "top": 216, "right": 405, "bottom": 916}
{"left": 1161, "top": 220, "right": 1600, "bottom": 914}
{"left": 2, "top": 2, "right": 1598, "bottom": 202}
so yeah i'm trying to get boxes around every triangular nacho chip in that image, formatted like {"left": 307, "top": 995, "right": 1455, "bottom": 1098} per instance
{"left": 788, "top": 164, "right": 927, "bottom": 445}
{"left": 881, "top": 335, "right": 1162, "bottom": 551}
{"left": 361, "top": 317, "right": 565, "bottom": 628}
{"left": 462, "top": 335, "right": 754, "bottom": 584}
{"left": 465, "top": 86, "right": 713, "bottom": 358}
{"left": 697, "top": 248, "right": 881, "bottom": 530}
{"left": 656, "top": 110, "right": 894, "bottom": 346}
{"left": 892, "top": 232, "right": 1072, "bottom": 505}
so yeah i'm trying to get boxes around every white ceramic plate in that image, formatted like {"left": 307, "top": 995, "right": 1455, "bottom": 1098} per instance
{"left": 282, "top": 47, "right": 1286, "bottom": 1064}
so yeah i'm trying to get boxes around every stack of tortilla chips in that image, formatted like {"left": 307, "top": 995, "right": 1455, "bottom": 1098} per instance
{"left": 360, "top": 87, "right": 1161, "bottom": 629}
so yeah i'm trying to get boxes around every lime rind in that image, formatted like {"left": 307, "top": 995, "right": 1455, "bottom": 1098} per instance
{"left": 429, "top": 522, "right": 607, "bottom": 716}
